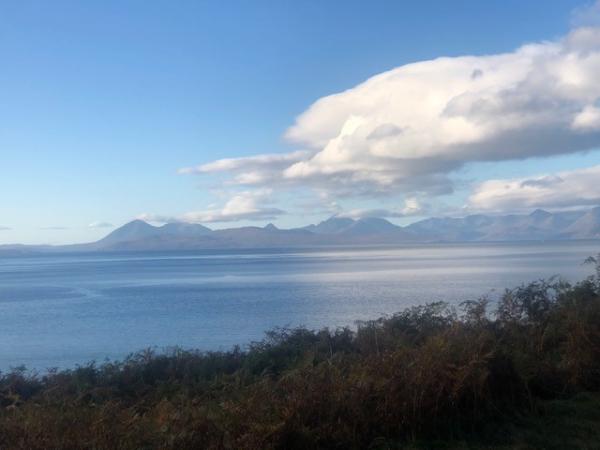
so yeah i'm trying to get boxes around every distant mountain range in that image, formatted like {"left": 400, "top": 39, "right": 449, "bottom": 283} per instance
{"left": 2, "top": 207, "right": 600, "bottom": 254}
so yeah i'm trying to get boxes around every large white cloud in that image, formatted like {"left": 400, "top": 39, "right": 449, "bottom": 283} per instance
{"left": 184, "top": 26, "right": 600, "bottom": 200}
{"left": 468, "top": 164, "right": 600, "bottom": 212}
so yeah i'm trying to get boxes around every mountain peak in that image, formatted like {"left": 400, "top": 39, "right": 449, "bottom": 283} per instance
{"left": 529, "top": 209, "right": 552, "bottom": 219}
{"left": 99, "top": 219, "right": 158, "bottom": 244}
{"left": 356, "top": 217, "right": 392, "bottom": 224}
{"left": 308, "top": 216, "right": 356, "bottom": 234}
{"left": 347, "top": 217, "right": 399, "bottom": 234}
{"left": 264, "top": 223, "right": 278, "bottom": 231}
{"left": 160, "top": 222, "right": 212, "bottom": 236}
{"left": 127, "top": 219, "right": 152, "bottom": 226}
{"left": 324, "top": 215, "right": 355, "bottom": 223}
{"left": 118, "top": 219, "right": 155, "bottom": 230}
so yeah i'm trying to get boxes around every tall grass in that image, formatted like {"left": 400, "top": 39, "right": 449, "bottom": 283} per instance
{"left": 0, "top": 258, "right": 599, "bottom": 449}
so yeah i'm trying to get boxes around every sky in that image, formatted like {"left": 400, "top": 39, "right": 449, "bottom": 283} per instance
{"left": 1, "top": 0, "right": 600, "bottom": 245}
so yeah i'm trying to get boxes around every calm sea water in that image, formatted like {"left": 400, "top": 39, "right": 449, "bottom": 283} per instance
{"left": 0, "top": 241, "right": 598, "bottom": 371}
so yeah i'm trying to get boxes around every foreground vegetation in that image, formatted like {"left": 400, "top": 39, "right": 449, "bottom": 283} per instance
{"left": 1, "top": 259, "right": 600, "bottom": 449}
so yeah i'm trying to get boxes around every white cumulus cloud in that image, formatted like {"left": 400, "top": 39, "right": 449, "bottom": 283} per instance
{"left": 468, "top": 164, "right": 600, "bottom": 212}
{"left": 182, "top": 26, "right": 600, "bottom": 203}
{"left": 572, "top": 104, "right": 600, "bottom": 130}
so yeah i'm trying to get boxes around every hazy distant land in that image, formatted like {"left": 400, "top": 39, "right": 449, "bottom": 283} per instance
{"left": 2, "top": 207, "right": 600, "bottom": 254}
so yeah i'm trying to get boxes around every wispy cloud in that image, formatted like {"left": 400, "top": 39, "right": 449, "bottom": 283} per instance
{"left": 179, "top": 150, "right": 312, "bottom": 186}
{"left": 139, "top": 189, "right": 285, "bottom": 224}
{"left": 571, "top": 0, "right": 600, "bottom": 27}
{"left": 40, "top": 226, "right": 69, "bottom": 231}
{"left": 0, "top": 226, "right": 11, "bottom": 231}
{"left": 338, "top": 198, "right": 425, "bottom": 219}
{"left": 88, "top": 222, "right": 114, "bottom": 229}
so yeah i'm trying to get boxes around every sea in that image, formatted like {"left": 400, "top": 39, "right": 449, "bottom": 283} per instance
{"left": 0, "top": 240, "right": 598, "bottom": 371}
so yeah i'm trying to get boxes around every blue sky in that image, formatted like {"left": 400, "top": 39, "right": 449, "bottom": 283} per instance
{"left": 2, "top": 0, "right": 600, "bottom": 244}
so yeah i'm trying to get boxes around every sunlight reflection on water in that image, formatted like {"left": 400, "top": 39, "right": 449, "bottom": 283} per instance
{"left": 0, "top": 241, "right": 597, "bottom": 370}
